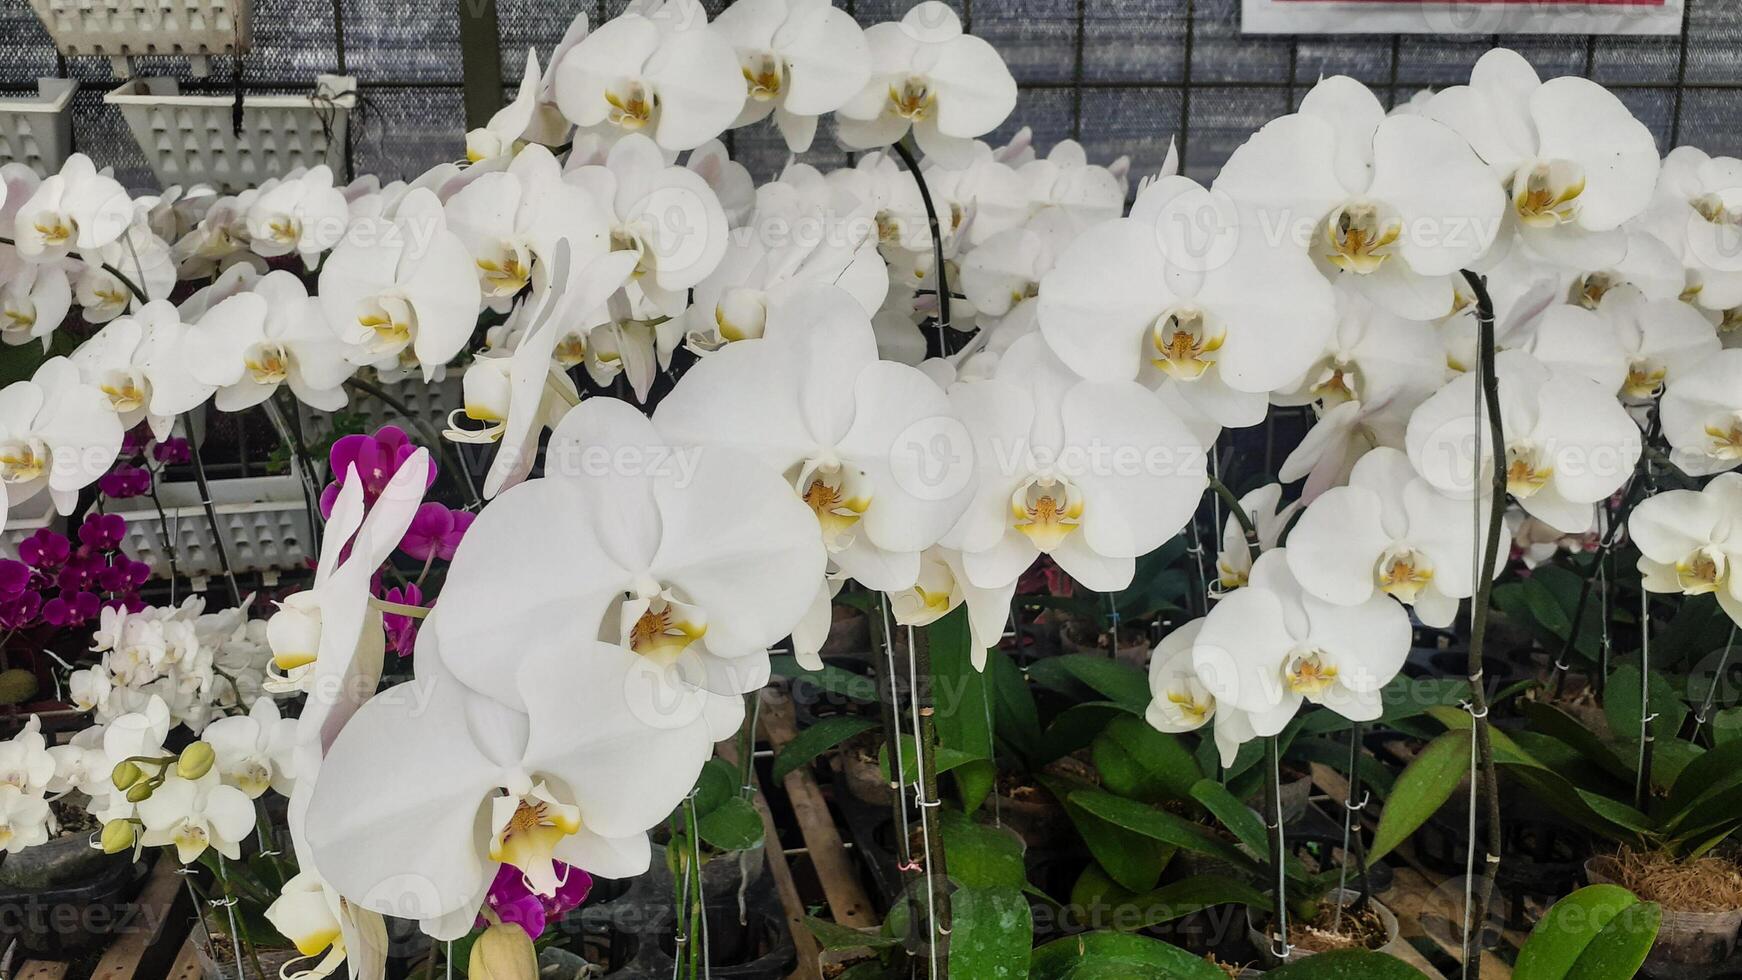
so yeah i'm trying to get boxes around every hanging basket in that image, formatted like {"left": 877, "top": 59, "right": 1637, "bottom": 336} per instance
{"left": 26, "top": 0, "right": 250, "bottom": 77}
{"left": 104, "top": 74, "right": 356, "bottom": 193}
{"left": 0, "top": 79, "right": 77, "bottom": 173}
{"left": 107, "top": 474, "right": 314, "bottom": 582}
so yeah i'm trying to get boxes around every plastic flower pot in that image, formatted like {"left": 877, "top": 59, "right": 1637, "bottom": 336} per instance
{"left": 605, "top": 895, "right": 795, "bottom": 979}
{"left": 0, "top": 79, "right": 77, "bottom": 173}
{"left": 27, "top": 0, "right": 251, "bottom": 76}
{"left": 1587, "top": 855, "right": 1742, "bottom": 974}
{"left": 107, "top": 474, "right": 314, "bottom": 580}
{"left": 1244, "top": 889, "right": 1406, "bottom": 968}
{"left": 104, "top": 75, "right": 356, "bottom": 193}
{"left": 0, "top": 833, "right": 142, "bottom": 958}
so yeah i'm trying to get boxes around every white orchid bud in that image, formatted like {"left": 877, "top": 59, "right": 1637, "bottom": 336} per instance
{"left": 267, "top": 593, "right": 324, "bottom": 671}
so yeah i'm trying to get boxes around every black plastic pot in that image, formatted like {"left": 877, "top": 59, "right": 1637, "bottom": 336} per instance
{"left": 602, "top": 895, "right": 795, "bottom": 979}
{"left": 0, "top": 835, "right": 144, "bottom": 957}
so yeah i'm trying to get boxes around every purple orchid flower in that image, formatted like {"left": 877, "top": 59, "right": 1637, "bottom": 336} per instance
{"left": 320, "top": 426, "right": 437, "bottom": 518}
{"left": 380, "top": 582, "right": 423, "bottom": 657}
{"left": 18, "top": 531, "right": 69, "bottom": 570}
{"left": 398, "top": 504, "right": 474, "bottom": 562}
{"left": 477, "top": 861, "right": 593, "bottom": 940}
{"left": 77, "top": 514, "right": 129, "bottom": 552}
{"left": 98, "top": 464, "right": 153, "bottom": 499}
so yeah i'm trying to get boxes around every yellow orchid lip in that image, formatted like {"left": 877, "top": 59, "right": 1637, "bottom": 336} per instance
{"left": 1284, "top": 651, "right": 1338, "bottom": 696}
{"left": 1512, "top": 162, "right": 1584, "bottom": 228}
{"left": 605, "top": 80, "right": 655, "bottom": 130}
{"left": 1011, "top": 476, "right": 1084, "bottom": 552}
{"left": 1166, "top": 689, "right": 1211, "bottom": 723}
{"left": 274, "top": 650, "right": 318, "bottom": 671}
{"left": 1675, "top": 547, "right": 1727, "bottom": 595}
{"left": 1323, "top": 201, "right": 1401, "bottom": 274}
{"left": 792, "top": 458, "right": 874, "bottom": 550}
{"left": 1706, "top": 416, "right": 1742, "bottom": 460}
{"left": 888, "top": 77, "right": 936, "bottom": 122}
{"left": 1505, "top": 444, "right": 1553, "bottom": 499}
{"left": 742, "top": 53, "right": 784, "bottom": 101}
{"left": 1376, "top": 547, "right": 1434, "bottom": 603}
{"left": 1149, "top": 307, "right": 1222, "bottom": 381}
{"left": 490, "top": 783, "right": 584, "bottom": 894}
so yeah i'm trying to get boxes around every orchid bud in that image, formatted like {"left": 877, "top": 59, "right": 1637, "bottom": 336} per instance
{"left": 460, "top": 355, "right": 513, "bottom": 425}
{"left": 469, "top": 920, "right": 538, "bottom": 980}
{"left": 177, "top": 741, "right": 216, "bottom": 780}
{"left": 100, "top": 819, "right": 136, "bottom": 854}
{"left": 267, "top": 594, "right": 323, "bottom": 671}
{"left": 111, "top": 760, "right": 143, "bottom": 790}
{"left": 125, "top": 781, "right": 154, "bottom": 803}
{"left": 714, "top": 288, "right": 768, "bottom": 343}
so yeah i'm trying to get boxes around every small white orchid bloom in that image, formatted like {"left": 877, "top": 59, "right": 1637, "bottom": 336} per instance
{"left": 714, "top": 0, "right": 871, "bottom": 152}
{"left": 0, "top": 716, "right": 55, "bottom": 796}
{"left": 467, "top": 49, "right": 544, "bottom": 163}
{"left": 1407, "top": 350, "right": 1642, "bottom": 535}
{"left": 0, "top": 259, "right": 72, "bottom": 349}
{"left": 1193, "top": 549, "right": 1411, "bottom": 733}
{"left": 1145, "top": 619, "right": 1254, "bottom": 768}
{"left": 1214, "top": 484, "right": 1299, "bottom": 591}
{"left": 68, "top": 301, "right": 191, "bottom": 440}
{"left": 307, "top": 644, "right": 709, "bottom": 938}
{"left": 1016, "top": 140, "right": 1127, "bottom": 232}
{"left": 1217, "top": 75, "right": 1503, "bottom": 320}
{"left": 11, "top": 154, "right": 133, "bottom": 261}
{"left": 0, "top": 785, "right": 51, "bottom": 854}
{"left": 318, "top": 187, "right": 482, "bottom": 378}
{"left": 1286, "top": 447, "right": 1490, "bottom": 627}
{"left": 245, "top": 165, "right": 350, "bottom": 267}
{"left": 183, "top": 270, "right": 358, "bottom": 412}
{"left": 942, "top": 333, "right": 1208, "bottom": 610}
{"left": 1525, "top": 284, "right": 1719, "bottom": 399}
{"left": 1631, "top": 474, "right": 1742, "bottom": 626}
{"left": 565, "top": 132, "right": 729, "bottom": 317}
{"left": 1425, "top": 48, "right": 1659, "bottom": 269}
{"left": 835, "top": 2, "right": 1017, "bottom": 167}
{"left": 1637, "top": 146, "right": 1742, "bottom": 314}
{"left": 1041, "top": 175, "right": 1337, "bottom": 428}
{"left": 435, "top": 397, "right": 823, "bottom": 720}
{"left": 1663, "top": 348, "right": 1742, "bottom": 475}
{"left": 552, "top": 0, "right": 745, "bottom": 151}
{"left": 0, "top": 357, "right": 125, "bottom": 517}
{"left": 202, "top": 696, "right": 297, "bottom": 798}
{"left": 136, "top": 771, "right": 256, "bottom": 863}
{"left": 265, "top": 870, "right": 390, "bottom": 980}
{"left": 47, "top": 726, "right": 111, "bottom": 799}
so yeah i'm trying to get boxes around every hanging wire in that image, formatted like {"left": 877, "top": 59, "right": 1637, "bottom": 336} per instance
{"left": 1460, "top": 325, "right": 1484, "bottom": 980}
{"left": 905, "top": 624, "right": 943, "bottom": 980}
{"left": 877, "top": 595, "right": 913, "bottom": 867}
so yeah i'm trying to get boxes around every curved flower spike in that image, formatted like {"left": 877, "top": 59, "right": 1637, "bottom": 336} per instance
{"left": 1286, "top": 447, "right": 1489, "bottom": 628}
{"left": 1406, "top": 350, "right": 1642, "bottom": 535}
{"left": 835, "top": 2, "right": 1018, "bottom": 168}
{"left": 1217, "top": 75, "right": 1503, "bottom": 320}
{"left": 306, "top": 640, "right": 712, "bottom": 939}
{"left": 1629, "top": 473, "right": 1742, "bottom": 627}
{"left": 1192, "top": 549, "right": 1411, "bottom": 733}
{"left": 433, "top": 397, "right": 823, "bottom": 720}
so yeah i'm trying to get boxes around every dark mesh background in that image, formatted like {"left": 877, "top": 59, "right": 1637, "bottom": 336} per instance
{"left": 2, "top": 0, "right": 1739, "bottom": 191}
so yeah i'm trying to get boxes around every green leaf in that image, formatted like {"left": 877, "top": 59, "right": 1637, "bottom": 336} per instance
{"left": 804, "top": 916, "right": 901, "bottom": 951}
{"left": 950, "top": 886, "right": 1032, "bottom": 980}
{"left": 1712, "top": 706, "right": 1742, "bottom": 746}
{"left": 1370, "top": 729, "right": 1472, "bottom": 862}
{"left": 1092, "top": 715, "right": 1203, "bottom": 805}
{"left": 940, "top": 809, "right": 1027, "bottom": 890}
{"left": 1103, "top": 876, "right": 1272, "bottom": 930}
{"left": 691, "top": 758, "right": 738, "bottom": 818}
{"left": 771, "top": 716, "right": 878, "bottom": 783}
{"left": 1565, "top": 901, "right": 1661, "bottom": 980}
{"left": 1068, "top": 789, "right": 1258, "bottom": 871}
{"left": 1043, "top": 773, "right": 1171, "bottom": 894}
{"left": 1262, "top": 950, "right": 1430, "bottom": 979}
{"left": 695, "top": 797, "right": 763, "bottom": 852}
{"left": 1037, "top": 655, "right": 1151, "bottom": 713}
{"left": 1604, "top": 665, "right": 1687, "bottom": 747}
{"left": 1028, "top": 932, "right": 1228, "bottom": 980}
{"left": 1040, "top": 702, "right": 1134, "bottom": 763}
{"left": 988, "top": 648, "right": 1045, "bottom": 766}
{"left": 1513, "top": 885, "right": 1643, "bottom": 980}
{"left": 770, "top": 655, "right": 879, "bottom": 702}
{"left": 877, "top": 736, "right": 981, "bottom": 785}
{"left": 1518, "top": 702, "right": 1632, "bottom": 779}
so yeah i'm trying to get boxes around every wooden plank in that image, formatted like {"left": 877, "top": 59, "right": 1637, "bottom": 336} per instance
{"left": 14, "top": 962, "right": 69, "bottom": 980}
{"left": 758, "top": 688, "right": 878, "bottom": 930}
{"left": 91, "top": 855, "right": 190, "bottom": 980}
{"left": 715, "top": 740, "right": 823, "bottom": 980}
{"left": 165, "top": 937, "right": 206, "bottom": 980}
{"left": 1383, "top": 866, "right": 1513, "bottom": 980}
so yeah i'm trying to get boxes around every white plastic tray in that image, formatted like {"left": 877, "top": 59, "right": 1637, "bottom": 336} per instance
{"left": 0, "top": 79, "right": 77, "bottom": 173}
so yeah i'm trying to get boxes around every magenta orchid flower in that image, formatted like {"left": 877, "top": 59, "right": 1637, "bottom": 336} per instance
{"left": 478, "top": 861, "right": 593, "bottom": 939}
{"left": 397, "top": 503, "right": 473, "bottom": 563}
{"left": 319, "top": 426, "right": 437, "bottom": 518}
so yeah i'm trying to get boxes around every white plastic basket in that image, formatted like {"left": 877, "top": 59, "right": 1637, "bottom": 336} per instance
{"left": 109, "top": 475, "right": 313, "bottom": 580}
{"left": 0, "top": 494, "right": 58, "bottom": 559}
{"left": 0, "top": 80, "right": 77, "bottom": 174}
{"left": 27, "top": 0, "right": 251, "bottom": 77}
{"left": 300, "top": 375, "right": 464, "bottom": 439}
{"left": 104, "top": 75, "right": 356, "bottom": 193}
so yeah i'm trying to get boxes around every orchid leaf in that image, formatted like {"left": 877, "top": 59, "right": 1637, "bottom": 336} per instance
{"left": 1370, "top": 729, "right": 1471, "bottom": 862}
{"left": 771, "top": 715, "right": 877, "bottom": 783}
{"left": 950, "top": 886, "right": 1032, "bottom": 980}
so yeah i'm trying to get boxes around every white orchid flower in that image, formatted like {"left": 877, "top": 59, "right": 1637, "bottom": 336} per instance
{"left": 1525, "top": 284, "right": 1719, "bottom": 399}
{"left": 1216, "top": 75, "right": 1503, "bottom": 320}
{"left": 11, "top": 154, "right": 133, "bottom": 261}
{"left": 1015, "top": 140, "right": 1127, "bottom": 232}
{"left": 245, "top": 165, "right": 350, "bottom": 267}
{"left": 1276, "top": 282, "right": 1448, "bottom": 412}
{"left": 68, "top": 301, "right": 195, "bottom": 440}
{"left": 202, "top": 696, "right": 297, "bottom": 798}
{"left": 318, "top": 187, "right": 482, "bottom": 378}
{"left": 1214, "top": 483, "right": 1299, "bottom": 591}
{"left": 1424, "top": 48, "right": 1659, "bottom": 270}
{"left": 0, "top": 786, "right": 51, "bottom": 854}
{"left": 444, "top": 144, "right": 615, "bottom": 310}
{"left": 136, "top": 770, "right": 256, "bottom": 863}
{"left": 1630, "top": 473, "right": 1742, "bottom": 626}
{"left": 1146, "top": 619, "right": 1256, "bottom": 768}
{"left": 434, "top": 397, "right": 822, "bottom": 722}
{"left": 1287, "top": 446, "right": 1490, "bottom": 628}
{"left": 306, "top": 641, "right": 710, "bottom": 939}
{"left": 183, "top": 270, "right": 358, "bottom": 412}
{"left": 265, "top": 870, "right": 390, "bottom": 980}
{"left": 1040, "top": 174, "right": 1337, "bottom": 428}
{"left": 72, "top": 262, "right": 133, "bottom": 324}
{"left": 0, "top": 356, "right": 125, "bottom": 517}
{"left": 467, "top": 49, "right": 544, "bottom": 163}
{"left": 552, "top": 0, "right": 745, "bottom": 151}
{"left": 1663, "top": 348, "right": 1742, "bottom": 475}
{"left": 47, "top": 726, "right": 111, "bottom": 799}
{"left": 1193, "top": 549, "right": 1411, "bottom": 734}
{"left": 835, "top": 2, "right": 1017, "bottom": 167}
{"left": 0, "top": 259, "right": 72, "bottom": 348}
{"left": 1406, "top": 350, "right": 1642, "bottom": 535}
{"left": 1637, "top": 146, "right": 1742, "bottom": 314}
{"left": 0, "top": 716, "right": 55, "bottom": 796}
{"left": 714, "top": 0, "right": 871, "bottom": 152}
{"left": 942, "top": 333, "right": 1208, "bottom": 615}
{"left": 565, "top": 132, "right": 729, "bottom": 317}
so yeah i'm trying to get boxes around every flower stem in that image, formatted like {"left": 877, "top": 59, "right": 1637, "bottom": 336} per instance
{"left": 1458, "top": 268, "right": 1508, "bottom": 980}
{"left": 344, "top": 376, "right": 484, "bottom": 508}
{"left": 1206, "top": 475, "right": 1257, "bottom": 562}
{"left": 889, "top": 139, "right": 953, "bottom": 342}
{"left": 1333, "top": 719, "right": 1372, "bottom": 931}
{"left": 184, "top": 414, "right": 244, "bottom": 607}
{"left": 1263, "top": 736, "right": 1289, "bottom": 959}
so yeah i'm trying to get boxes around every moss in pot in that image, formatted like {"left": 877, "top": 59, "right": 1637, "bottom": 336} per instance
{"left": 1586, "top": 848, "right": 1742, "bottom": 974}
